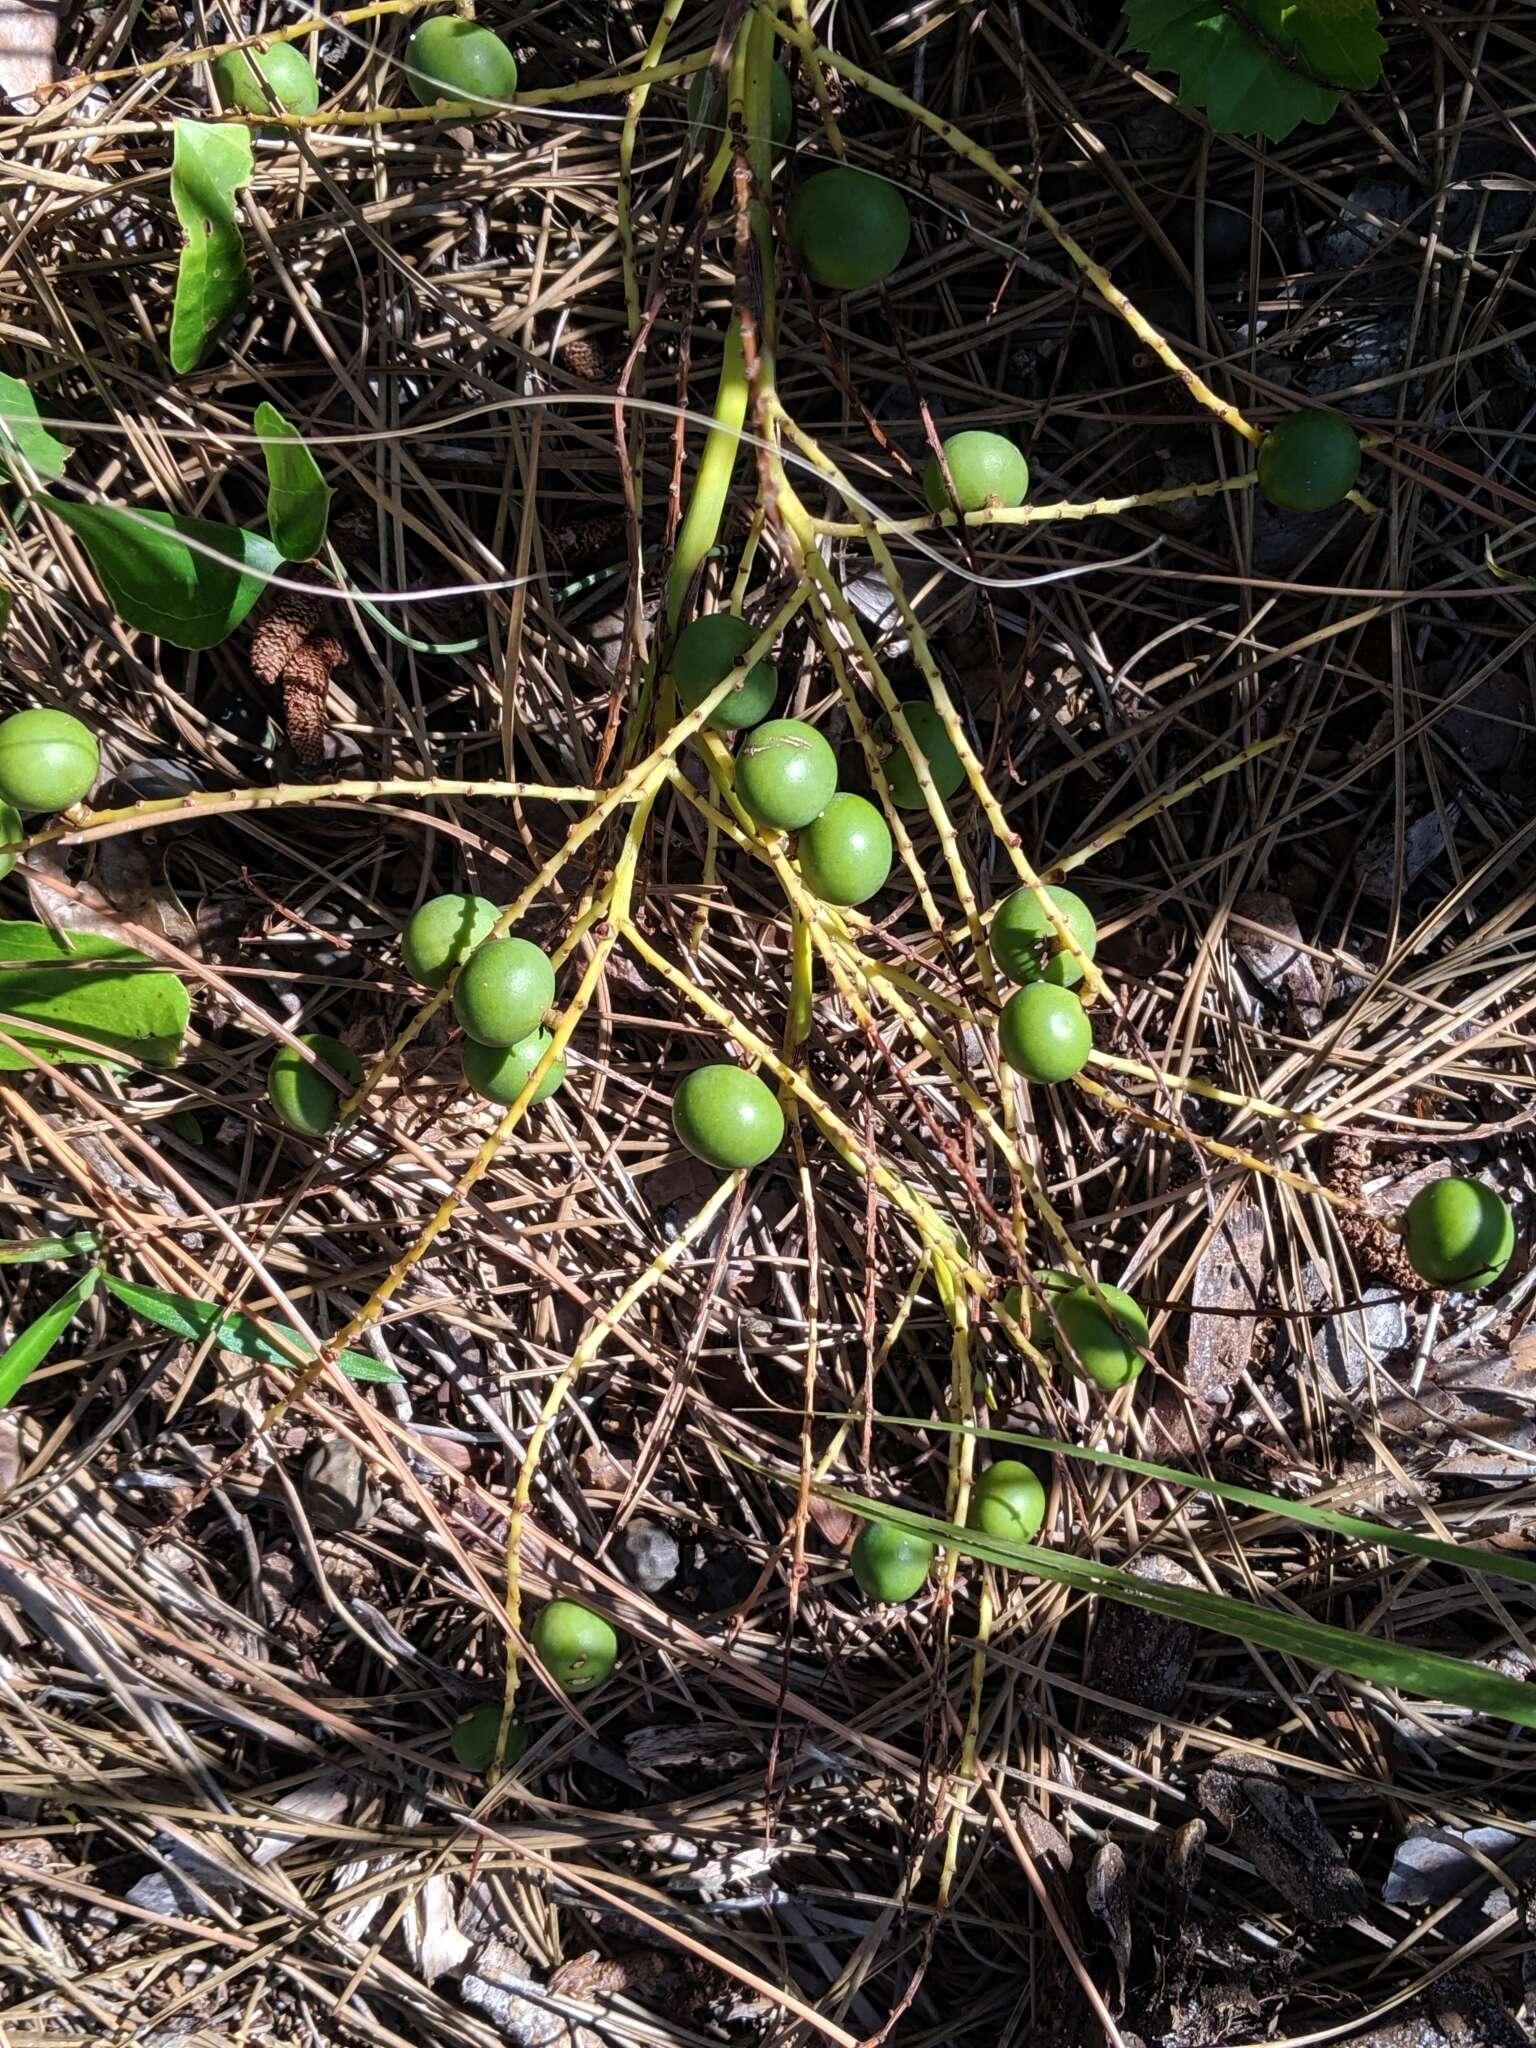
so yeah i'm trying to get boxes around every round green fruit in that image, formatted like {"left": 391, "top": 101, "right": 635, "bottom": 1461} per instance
{"left": 1052, "top": 1282, "right": 1149, "bottom": 1391}
{"left": 268, "top": 1032, "right": 363, "bottom": 1138}
{"left": 786, "top": 167, "right": 910, "bottom": 291}
{"left": 462, "top": 1028, "right": 564, "bottom": 1106}
{"left": 0, "top": 708, "right": 99, "bottom": 814}
{"left": 401, "top": 892, "right": 499, "bottom": 988}
{"left": 211, "top": 42, "right": 320, "bottom": 120}
{"left": 531, "top": 1598, "right": 618, "bottom": 1693}
{"left": 999, "top": 1269, "right": 1075, "bottom": 1349}
{"left": 851, "top": 1522, "right": 934, "bottom": 1604}
{"left": 991, "top": 884, "right": 1096, "bottom": 988}
{"left": 969, "top": 1461, "right": 1045, "bottom": 1546}
{"left": 0, "top": 800, "right": 21, "bottom": 882}
{"left": 672, "top": 1063, "right": 784, "bottom": 1170}
{"left": 404, "top": 17, "right": 518, "bottom": 112}
{"left": 922, "top": 431, "right": 1029, "bottom": 515}
{"left": 797, "top": 792, "right": 892, "bottom": 907}
{"left": 735, "top": 718, "right": 838, "bottom": 832}
{"left": 672, "top": 614, "right": 777, "bottom": 731}
{"left": 1256, "top": 409, "right": 1362, "bottom": 512}
{"left": 453, "top": 937, "right": 555, "bottom": 1048}
{"left": 875, "top": 702, "right": 964, "bottom": 810}
{"left": 999, "top": 983, "right": 1091, "bottom": 1084}
{"left": 450, "top": 1704, "right": 529, "bottom": 1772}
{"left": 1403, "top": 1177, "right": 1514, "bottom": 1290}
{"left": 687, "top": 61, "right": 793, "bottom": 148}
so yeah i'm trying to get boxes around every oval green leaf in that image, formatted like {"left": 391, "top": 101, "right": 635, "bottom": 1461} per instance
{"left": 0, "top": 920, "right": 188, "bottom": 1070}
{"left": 0, "top": 373, "right": 71, "bottom": 484}
{"left": 0, "top": 1267, "right": 99, "bottom": 1410}
{"left": 43, "top": 497, "right": 280, "bottom": 650}
{"left": 99, "top": 1271, "right": 401, "bottom": 1383}
{"left": 170, "top": 119, "right": 254, "bottom": 374}
{"left": 254, "top": 402, "right": 332, "bottom": 562}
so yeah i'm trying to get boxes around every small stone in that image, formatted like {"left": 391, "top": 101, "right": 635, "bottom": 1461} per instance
{"left": 615, "top": 1518, "right": 681, "bottom": 1593}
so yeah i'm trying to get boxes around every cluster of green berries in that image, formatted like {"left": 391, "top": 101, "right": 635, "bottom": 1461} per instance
{"left": 211, "top": 14, "right": 523, "bottom": 129}
{"left": 990, "top": 882, "right": 1097, "bottom": 1085}
{"left": 448, "top": 1595, "right": 621, "bottom": 1773}
{"left": 849, "top": 1460, "right": 1046, "bottom": 1603}
{"left": 0, "top": 708, "right": 100, "bottom": 878}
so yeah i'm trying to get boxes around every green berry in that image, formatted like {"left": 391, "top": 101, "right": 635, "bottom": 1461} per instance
{"left": 401, "top": 893, "right": 499, "bottom": 988}
{"left": 999, "top": 983, "right": 1091, "bottom": 1084}
{"left": 786, "top": 167, "right": 910, "bottom": 291}
{"left": 998, "top": 1270, "right": 1074, "bottom": 1350}
{"left": 450, "top": 1704, "right": 529, "bottom": 1772}
{"left": 922, "top": 431, "right": 1029, "bottom": 515}
{"left": 0, "top": 799, "right": 20, "bottom": 882}
{"left": 531, "top": 1598, "right": 618, "bottom": 1693}
{"left": 672, "top": 1063, "right": 784, "bottom": 1170}
{"left": 797, "top": 792, "right": 892, "bottom": 906}
{"left": 991, "top": 884, "right": 1097, "bottom": 988}
{"left": 0, "top": 709, "right": 99, "bottom": 814}
{"left": 969, "top": 1461, "right": 1045, "bottom": 1546}
{"left": 1256, "top": 409, "right": 1362, "bottom": 512}
{"left": 268, "top": 1032, "right": 363, "bottom": 1138}
{"left": 404, "top": 17, "right": 518, "bottom": 112}
{"left": 672, "top": 614, "right": 777, "bottom": 731}
{"left": 851, "top": 1522, "right": 934, "bottom": 1604}
{"left": 1403, "top": 1177, "right": 1515, "bottom": 1291}
{"left": 211, "top": 41, "right": 320, "bottom": 120}
{"left": 874, "top": 702, "right": 964, "bottom": 811}
{"left": 462, "top": 1028, "right": 564, "bottom": 1106}
{"left": 1052, "top": 1282, "right": 1149, "bottom": 1391}
{"left": 734, "top": 718, "right": 838, "bottom": 832}
{"left": 687, "top": 61, "right": 793, "bottom": 148}
{"left": 453, "top": 937, "right": 555, "bottom": 1048}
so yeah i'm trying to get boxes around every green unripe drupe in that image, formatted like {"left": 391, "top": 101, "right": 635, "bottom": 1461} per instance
{"left": 991, "top": 884, "right": 1097, "bottom": 988}
{"left": 1256, "top": 409, "right": 1362, "bottom": 512}
{"left": 211, "top": 42, "right": 320, "bottom": 120}
{"left": 404, "top": 17, "right": 518, "bottom": 112}
{"left": 797, "top": 792, "right": 892, "bottom": 906}
{"left": 999, "top": 983, "right": 1091, "bottom": 1083}
{"left": 0, "top": 800, "right": 20, "bottom": 881}
{"left": 851, "top": 1521, "right": 934, "bottom": 1604}
{"left": 1403, "top": 1177, "right": 1514, "bottom": 1290}
{"left": 687, "top": 61, "right": 794, "bottom": 149}
{"left": 672, "top": 1063, "right": 784, "bottom": 1170}
{"left": 268, "top": 1032, "right": 363, "bottom": 1138}
{"left": 531, "top": 1598, "right": 618, "bottom": 1693}
{"left": 462, "top": 1028, "right": 565, "bottom": 1106}
{"left": 922, "top": 431, "right": 1029, "bottom": 515}
{"left": 1051, "top": 1282, "right": 1150, "bottom": 1391}
{"left": 450, "top": 1704, "right": 529, "bottom": 1772}
{"left": 786, "top": 167, "right": 910, "bottom": 291}
{"left": 672, "top": 614, "right": 777, "bottom": 730}
{"left": 401, "top": 892, "right": 499, "bottom": 988}
{"left": 0, "top": 708, "right": 99, "bottom": 813}
{"left": 999, "top": 1269, "right": 1074, "bottom": 1350}
{"left": 453, "top": 937, "right": 555, "bottom": 1048}
{"left": 874, "top": 702, "right": 964, "bottom": 810}
{"left": 969, "top": 1461, "right": 1046, "bottom": 1546}
{"left": 734, "top": 718, "right": 838, "bottom": 832}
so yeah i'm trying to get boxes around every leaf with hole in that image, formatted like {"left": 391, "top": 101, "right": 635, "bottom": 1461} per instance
{"left": 0, "top": 1268, "right": 99, "bottom": 1410}
{"left": 0, "top": 373, "right": 70, "bottom": 484}
{"left": 99, "top": 1271, "right": 402, "bottom": 1382}
{"left": 0, "top": 921, "right": 188, "bottom": 1070}
{"left": 169, "top": 119, "right": 253, "bottom": 373}
{"left": 254, "top": 402, "right": 332, "bottom": 562}
{"left": 44, "top": 497, "right": 280, "bottom": 650}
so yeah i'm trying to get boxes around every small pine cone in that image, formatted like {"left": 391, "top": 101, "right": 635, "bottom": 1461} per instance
{"left": 558, "top": 335, "right": 622, "bottom": 383}
{"left": 247, "top": 590, "right": 347, "bottom": 768}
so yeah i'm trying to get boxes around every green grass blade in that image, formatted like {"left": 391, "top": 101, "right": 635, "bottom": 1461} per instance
{"left": 100, "top": 1272, "right": 400, "bottom": 1383}
{"left": 0, "top": 1267, "right": 100, "bottom": 1409}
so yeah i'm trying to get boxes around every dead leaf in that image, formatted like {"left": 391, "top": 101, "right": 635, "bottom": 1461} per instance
{"left": 1159, "top": 1199, "right": 1264, "bottom": 1455}
{"left": 1233, "top": 894, "right": 1324, "bottom": 1030}
{"left": 1196, "top": 1751, "right": 1366, "bottom": 1924}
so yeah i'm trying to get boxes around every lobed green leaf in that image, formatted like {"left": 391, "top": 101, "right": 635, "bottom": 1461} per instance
{"left": 169, "top": 119, "right": 254, "bottom": 374}
{"left": 1123, "top": 0, "right": 1383, "bottom": 141}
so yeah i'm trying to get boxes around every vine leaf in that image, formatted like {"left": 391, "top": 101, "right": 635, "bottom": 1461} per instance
{"left": 0, "top": 1269, "right": 99, "bottom": 1411}
{"left": 0, "top": 373, "right": 70, "bottom": 483}
{"left": 1123, "top": 0, "right": 1384, "bottom": 141}
{"left": 99, "top": 1272, "right": 402, "bottom": 1383}
{"left": 44, "top": 497, "right": 280, "bottom": 649}
{"left": 255, "top": 401, "right": 332, "bottom": 562}
{"left": 169, "top": 118, "right": 253, "bottom": 374}
{"left": 0, "top": 922, "right": 189, "bottom": 1070}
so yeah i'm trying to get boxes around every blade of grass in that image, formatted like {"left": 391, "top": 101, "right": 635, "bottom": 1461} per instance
{"left": 0, "top": 1267, "right": 100, "bottom": 1408}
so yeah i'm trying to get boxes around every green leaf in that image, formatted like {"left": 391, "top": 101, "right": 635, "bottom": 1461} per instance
{"left": 99, "top": 1272, "right": 402, "bottom": 1383}
{"left": 820, "top": 1485, "right": 1536, "bottom": 1731}
{"left": 0, "top": 921, "right": 188, "bottom": 1070}
{"left": 0, "top": 1233, "right": 100, "bottom": 1266}
{"left": 0, "top": 1268, "right": 99, "bottom": 1410}
{"left": 254, "top": 402, "right": 332, "bottom": 562}
{"left": 169, "top": 119, "right": 253, "bottom": 374}
{"left": 0, "top": 373, "right": 71, "bottom": 484}
{"left": 44, "top": 497, "right": 280, "bottom": 650}
{"left": 1123, "top": 0, "right": 1381, "bottom": 140}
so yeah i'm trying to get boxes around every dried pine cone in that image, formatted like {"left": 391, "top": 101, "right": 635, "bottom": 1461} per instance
{"left": 249, "top": 590, "right": 347, "bottom": 769}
